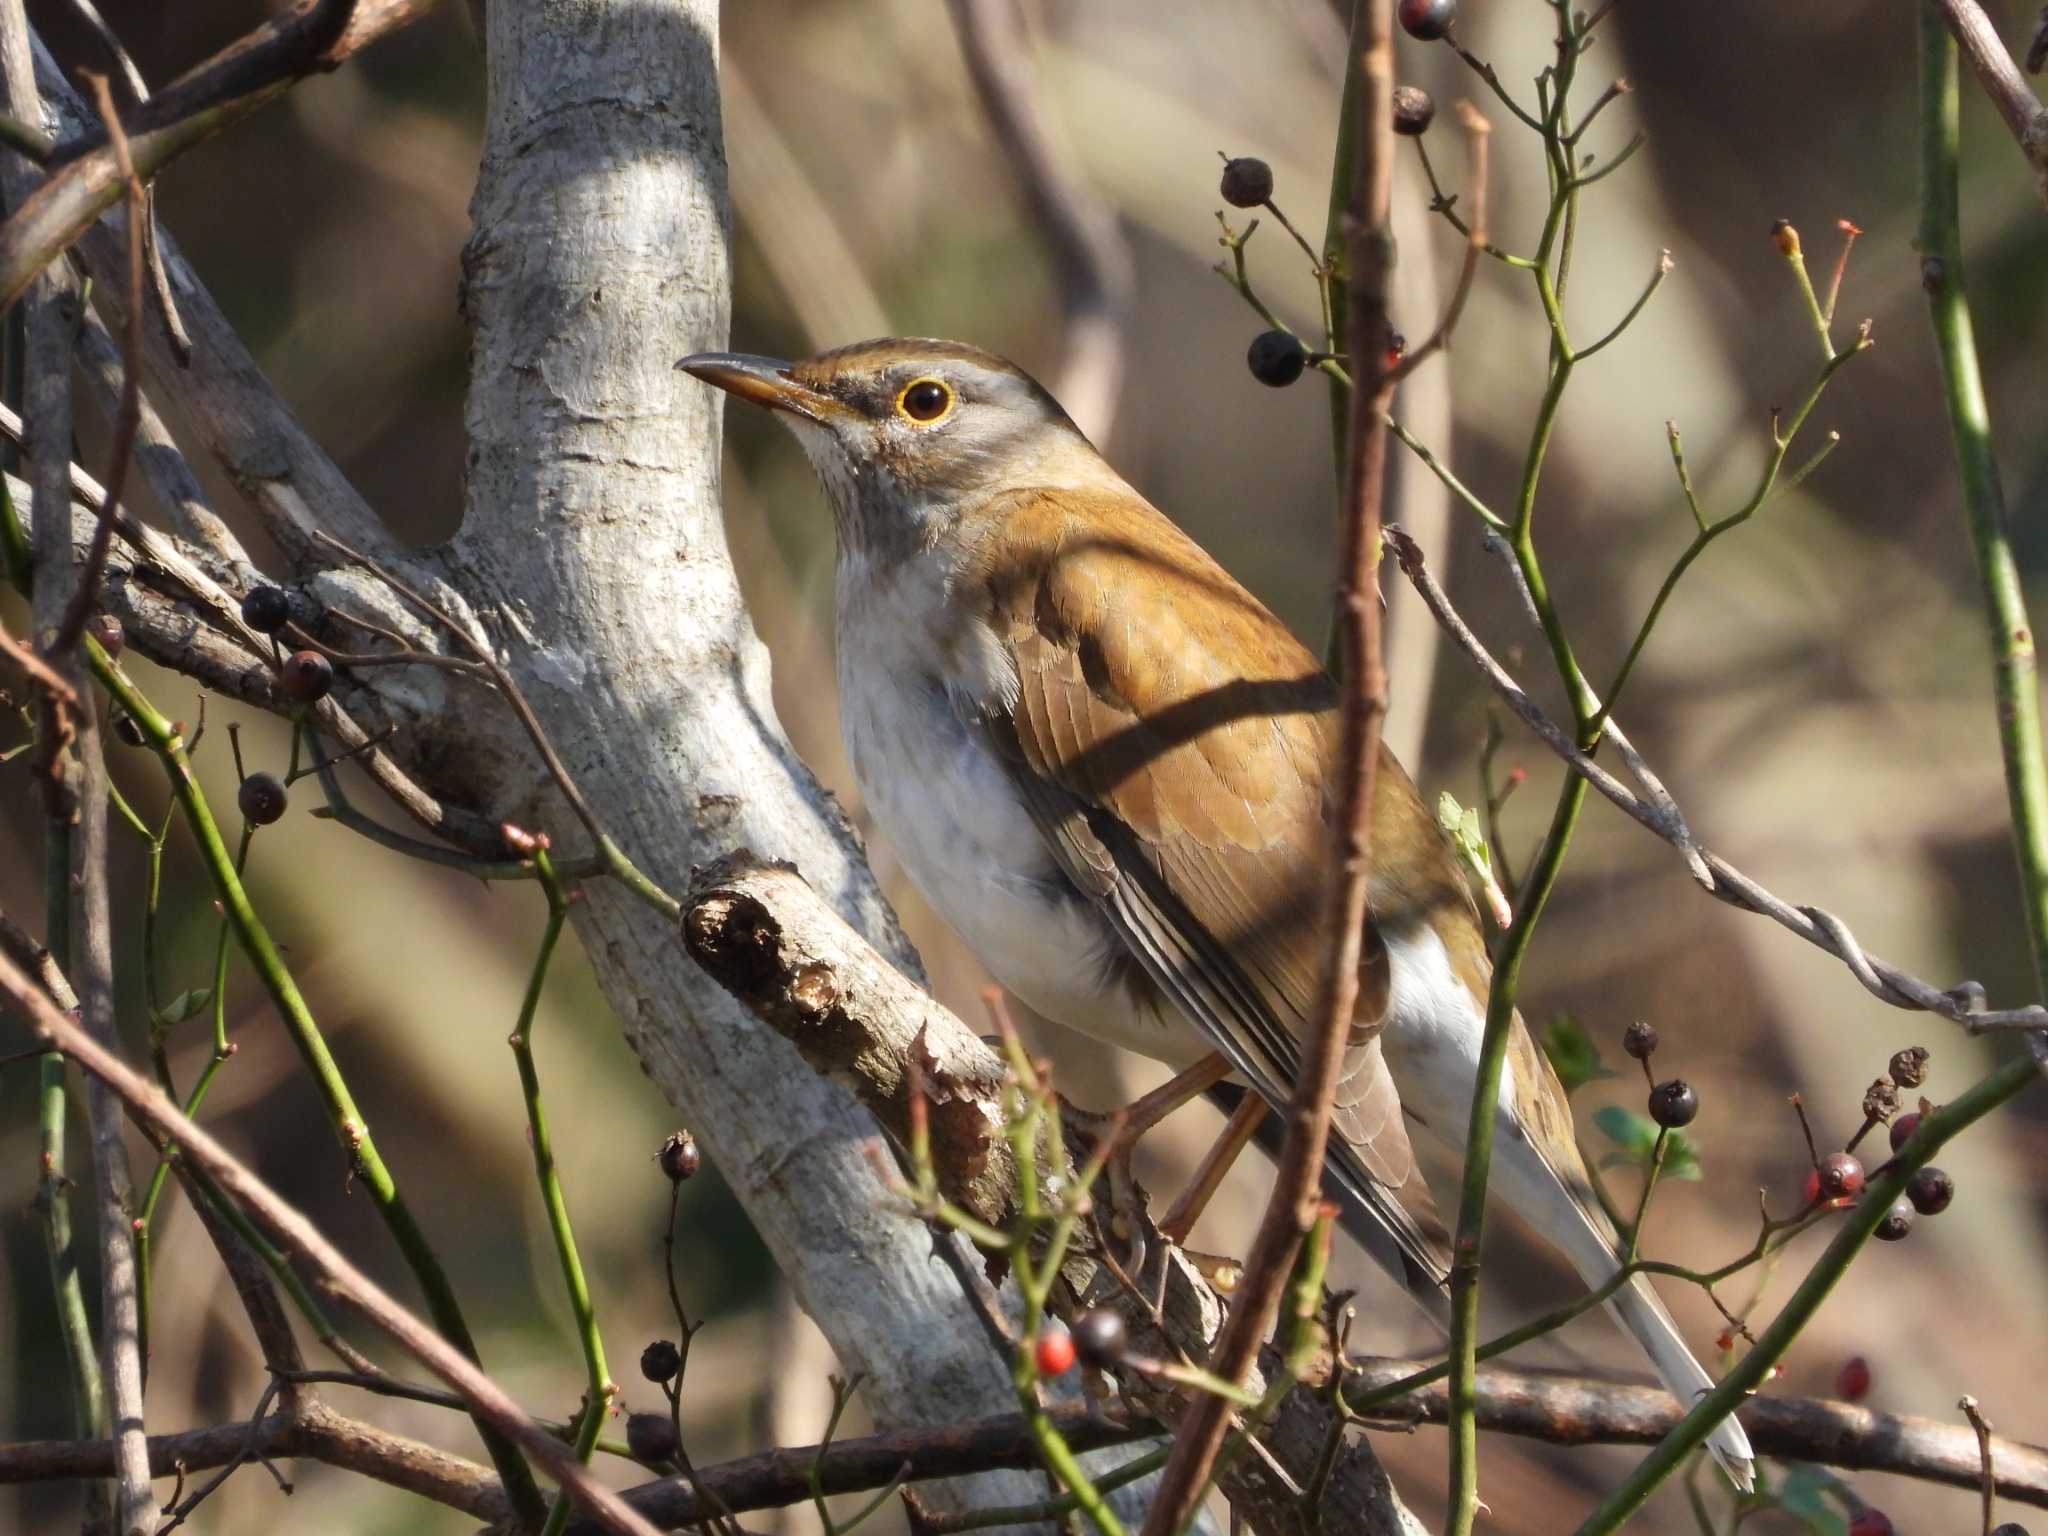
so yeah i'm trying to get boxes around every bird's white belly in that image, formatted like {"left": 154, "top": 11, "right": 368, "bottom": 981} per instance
{"left": 836, "top": 644, "right": 1203, "bottom": 1066}
{"left": 1381, "top": 919, "right": 1520, "bottom": 1138}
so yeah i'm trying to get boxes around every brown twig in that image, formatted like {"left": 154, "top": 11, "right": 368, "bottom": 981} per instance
{"left": 1140, "top": 4, "right": 1396, "bottom": 1529}
{"left": 0, "top": 0, "right": 397, "bottom": 314}
{"left": 0, "top": 949, "right": 664, "bottom": 1536}
{"left": 1385, "top": 100, "right": 1491, "bottom": 389}
{"left": 1961, "top": 1395, "right": 1998, "bottom": 1533}
{"left": 1383, "top": 524, "right": 2048, "bottom": 1047}
{"left": 47, "top": 70, "right": 141, "bottom": 662}
{"left": 1930, "top": 0, "right": 2048, "bottom": 203}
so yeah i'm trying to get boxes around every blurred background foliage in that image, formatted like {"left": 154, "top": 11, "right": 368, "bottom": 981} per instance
{"left": 3, "top": 1, "right": 2046, "bottom": 1532}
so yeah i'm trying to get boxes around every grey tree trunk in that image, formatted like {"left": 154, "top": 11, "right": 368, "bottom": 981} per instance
{"left": 444, "top": 0, "right": 1048, "bottom": 1515}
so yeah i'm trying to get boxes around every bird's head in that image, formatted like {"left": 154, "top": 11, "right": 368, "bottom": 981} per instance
{"left": 678, "top": 338, "right": 1097, "bottom": 559}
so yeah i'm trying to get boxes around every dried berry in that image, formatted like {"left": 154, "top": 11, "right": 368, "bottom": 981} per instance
{"left": 640, "top": 1339, "right": 681, "bottom": 1383}
{"left": 657, "top": 1130, "right": 700, "bottom": 1183}
{"left": 240, "top": 585, "right": 292, "bottom": 635}
{"left": 237, "top": 772, "right": 288, "bottom": 826}
{"left": 1397, "top": 0, "right": 1457, "bottom": 41}
{"left": 1392, "top": 85, "right": 1436, "bottom": 136}
{"left": 1888, "top": 1046, "right": 1929, "bottom": 1089}
{"left": 1906, "top": 1165, "right": 1953, "bottom": 1216}
{"left": 625, "top": 1411, "right": 677, "bottom": 1464}
{"left": 1246, "top": 330, "right": 1307, "bottom": 388}
{"left": 1219, "top": 156, "right": 1274, "bottom": 208}
{"left": 1835, "top": 1355, "right": 1871, "bottom": 1402}
{"left": 1647, "top": 1078, "right": 1697, "bottom": 1129}
{"left": 87, "top": 612, "right": 123, "bottom": 659}
{"left": 1816, "top": 1153, "right": 1864, "bottom": 1200}
{"left": 1888, "top": 1110, "right": 1921, "bottom": 1151}
{"left": 1622, "top": 1021, "right": 1658, "bottom": 1061}
{"left": 1033, "top": 1329, "right": 1076, "bottom": 1377}
{"left": 1071, "top": 1308, "right": 1128, "bottom": 1369}
{"left": 1873, "top": 1197, "right": 1914, "bottom": 1242}
{"left": 1861, "top": 1077, "right": 1899, "bottom": 1123}
{"left": 280, "top": 649, "right": 333, "bottom": 704}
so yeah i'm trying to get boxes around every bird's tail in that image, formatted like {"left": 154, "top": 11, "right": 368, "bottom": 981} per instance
{"left": 1523, "top": 1149, "right": 1757, "bottom": 1491}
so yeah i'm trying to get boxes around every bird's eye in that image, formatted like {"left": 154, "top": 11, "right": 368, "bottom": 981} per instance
{"left": 895, "top": 377, "right": 954, "bottom": 424}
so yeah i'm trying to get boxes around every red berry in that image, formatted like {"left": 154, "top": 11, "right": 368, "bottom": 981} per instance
{"left": 1033, "top": 1330, "right": 1076, "bottom": 1377}
{"left": 280, "top": 649, "right": 334, "bottom": 704}
{"left": 1835, "top": 1355, "right": 1871, "bottom": 1402}
{"left": 1888, "top": 1111, "right": 1920, "bottom": 1151}
{"left": 1802, "top": 1167, "right": 1820, "bottom": 1206}
{"left": 1847, "top": 1510, "right": 1893, "bottom": 1536}
{"left": 1398, "top": 0, "right": 1456, "bottom": 41}
{"left": 1817, "top": 1153, "right": 1864, "bottom": 1200}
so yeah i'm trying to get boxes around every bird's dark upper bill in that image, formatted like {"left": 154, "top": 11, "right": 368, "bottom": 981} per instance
{"left": 675, "top": 351, "right": 836, "bottom": 421}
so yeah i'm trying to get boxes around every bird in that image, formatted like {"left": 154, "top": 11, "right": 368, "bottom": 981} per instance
{"left": 678, "top": 336, "right": 1756, "bottom": 1489}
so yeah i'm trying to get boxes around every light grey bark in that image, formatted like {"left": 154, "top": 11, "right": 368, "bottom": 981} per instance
{"left": 444, "top": 0, "right": 1049, "bottom": 1515}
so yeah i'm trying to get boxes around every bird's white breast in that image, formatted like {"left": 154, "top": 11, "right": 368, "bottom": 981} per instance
{"left": 831, "top": 550, "right": 1203, "bottom": 1064}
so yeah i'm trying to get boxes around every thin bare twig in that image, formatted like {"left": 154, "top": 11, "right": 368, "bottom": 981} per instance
{"left": 1142, "top": 4, "right": 1396, "bottom": 1529}
{"left": 1385, "top": 100, "right": 1491, "bottom": 388}
{"left": 1930, "top": 0, "right": 2048, "bottom": 203}
{"left": 47, "top": 70, "right": 141, "bottom": 661}
{"left": 1383, "top": 525, "right": 2048, "bottom": 1040}
{"left": 0, "top": 951, "right": 664, "bottom": 1536}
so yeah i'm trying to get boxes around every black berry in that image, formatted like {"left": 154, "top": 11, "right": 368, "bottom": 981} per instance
{"left": 1816, "top": 1153, "right": 1864, "bottom": 1200}
{"left": 1622, "top": 1021, "right": 1658, "bottom": 1061}
{"left": 625, "top": 1411, "right": 677, "bottom": 1464}
{"left": 1888, "top": 1110, "right": 1921, "bottom": 1151}
{"left": 658, "top": 1130, "right": 700, "bottom": 1183}
{"left": 280, "top": 649, "right": 333, "bottom": 704}
{"left": 1219, "top": 156, "right": 1274, "bottom": 209}
{"left": 237, "top": 772, "right": 289, "bottom": 826}
{"left": 640, "top": 1339, "right": 681, "bottom": 1383}
{"left": 1247, "top": 330, "right": 1307, "bottom": 387}
{"left": 1873, "top": 1197, "right": 1913, "bottom": 1242}
{"left": 1888, "top": 1046, "right": 1929, "bottom": 1089}
{"left": 111, "top": 710, "right": 145, "bottom": 748}
{"left": 1647, "top": 1078, "right": 1697, "bottom": 1129}
{"left": 1989, "top": 1524, "right": 2031, "bottom": 1536}
{"left": 241, "top": 585, "right": 292, "bottom": 635}
{"left": 1392, "top": 85, "right": 1436, "bottom": 136}
{"left": 1071, "top": 1308, "right": 1128, "bottom": 1369}
{"left": 1905, "top": 1166, "right": 1953, "bottom": 1216}
{"left": 1398, "top": 0, "right": 1457, "bottom": 41}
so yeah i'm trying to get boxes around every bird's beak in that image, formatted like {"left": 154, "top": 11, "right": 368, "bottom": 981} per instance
{"left": 675, "top": 351, "right": 845, "bottom": 424}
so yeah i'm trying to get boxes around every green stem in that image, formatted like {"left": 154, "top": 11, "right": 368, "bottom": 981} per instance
{"left": 1444, "top": 775, "right": 1588, "bottom": 1536}
{"left": 1574, "top": 1051, "right": 2042, "bottom": 1533}
{"left": 1918, "top": 7, "right": 2048, "bottom": 996}
{"left": 38, "top": 818, "right": 105, "bottom": 1442}
{"left": 518, "top": 846, "right": 615, "bottom": 1536}
{"left": 85, "top": 642, "right": 547, "bottom": 1530}
{"left": 1320, "top": 1, "right": 1364, "bottom": 492}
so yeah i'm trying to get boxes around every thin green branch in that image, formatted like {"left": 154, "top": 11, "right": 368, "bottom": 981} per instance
{"left": 1573, "top": 250, "right": 1671, "bottom": 363}
{"left": 1593, "top": 334, "right": 1869, "bottom": 734}
{"left": 1919, "top": 7, "right": 2048, "bottom": 998}
{"left": 518, "top": 844, "right": 616, "bottom": 1536}
{"left": 83, "top": 641, "right": 547, "bottom": 1530}
{"left": 1573, "top": 1050, "right": 2043, "bottom": 1533}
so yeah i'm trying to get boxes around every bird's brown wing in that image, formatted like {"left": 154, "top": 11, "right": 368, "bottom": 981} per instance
{"left": 962, "top": 484, "right": 1451, "bottom": 1286}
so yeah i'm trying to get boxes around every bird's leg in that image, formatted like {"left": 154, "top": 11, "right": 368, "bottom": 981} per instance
{"left": 1103, "top": 1052, "right": 1234, "bottom": 1153}
{"left": 1158, "top": 1089, "right": 1267, "bottom": 1244}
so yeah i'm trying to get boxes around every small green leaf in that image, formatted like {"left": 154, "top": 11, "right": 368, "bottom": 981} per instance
{"left": 1775, "top": 1464, "right": 1849, "bottom": 1535}
{"left": 157, "top": 988, "right": 213, "bottom": 1026}
{"left": 1594, "top": 1106, "right": 1704, "bottom": 1180}
{"left": 1541, "top": 1011, "right": 1612, "bottom": 1095}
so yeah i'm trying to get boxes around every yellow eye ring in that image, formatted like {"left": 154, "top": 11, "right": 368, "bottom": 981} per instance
{"left": 895, "top": 376, "right": 955, "bottom": 425}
